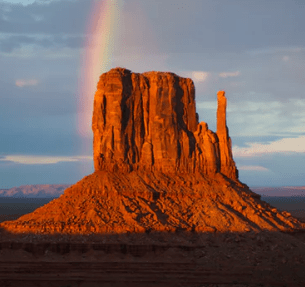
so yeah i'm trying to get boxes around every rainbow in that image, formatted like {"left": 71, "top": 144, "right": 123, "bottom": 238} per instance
{"left": 78, "top": 0, "right": 123, "bottom": 139}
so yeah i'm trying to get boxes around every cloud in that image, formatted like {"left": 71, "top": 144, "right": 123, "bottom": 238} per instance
{"left": 247, "top": 46, "right": 304, "bottom": 56}
{"left": 2, "top": 0, "right": 36, "bottom": 6}
{"left": 0, "top": 155, "right": 92, "bottom": 165}
{"left": 0, "top": 34, "right": 85, "bottom": 53}
{"left": 191, "top": 71, "right": 209, "bottom": 82}
{"left": 238, "top": 165, "right": 269, "bottom": 171}
{"left": 0, "top": 0, "right": 91, "bottom": 35}
{"left": 15, "top": 79, "right": 38, "bottom": 87}
{"left": 219, "top": 71, "right": 240, "bottom": 78}
{"left": 233, "top": 136, "right": 305, "bottom": 157}
{"left": 227, "top": 100, "right": 283, "bottom": 113}
{"left": 224, "top": 98, "right": 305, "bottom": 137}
{"left": 181, "top": 71, "right": 210, "bottom": 82}
{"left": 5, "top": 0, "right": 57, "bottom": 6}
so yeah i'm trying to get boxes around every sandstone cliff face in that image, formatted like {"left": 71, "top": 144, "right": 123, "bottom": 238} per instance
{"left": 92, "top": 68, "right": 237, "bottom": 180}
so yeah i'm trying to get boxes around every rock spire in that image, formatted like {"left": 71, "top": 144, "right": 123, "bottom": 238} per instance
{"left": 92, "top": 68, "right": 238, "bottom": 180}
{"left": 216, "top": 91, "right": 238, "bottom": 180}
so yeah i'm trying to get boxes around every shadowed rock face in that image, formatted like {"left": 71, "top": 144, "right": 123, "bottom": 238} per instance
{"left": 92, "top": 68, "right": 238, "bottom": 179}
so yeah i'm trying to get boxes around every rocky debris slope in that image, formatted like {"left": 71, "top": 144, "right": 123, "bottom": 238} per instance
{"left": 1, "top": 171, "right": 302, "bottom": 235}
{"left": 1, "top": 67, "right": 304, "bottom": 236}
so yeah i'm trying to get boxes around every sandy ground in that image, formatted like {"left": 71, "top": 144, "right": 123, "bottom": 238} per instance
{"left": 0, "top": 227, "right": 305, "bottom": 287}
{"left": 0, "top": 209, "right": 304, "bottom": 286}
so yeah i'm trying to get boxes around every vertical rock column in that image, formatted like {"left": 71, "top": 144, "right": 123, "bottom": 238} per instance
{"left": 216, "top": 91, "right": 238, "bottom": 180}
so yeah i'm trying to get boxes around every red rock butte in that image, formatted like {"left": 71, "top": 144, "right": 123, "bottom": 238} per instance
{"left": 93, "top": 68, "right": 237, "bottom": 180}
{"left": 1, "top": 68, "right": 304, "bottom": 235}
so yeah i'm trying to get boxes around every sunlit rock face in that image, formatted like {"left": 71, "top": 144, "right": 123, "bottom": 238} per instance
{"left": 216, "top": 91, "right": 238, "bottom": 180}
{"left": 92, "top": 68, "right": 238, "bottom": 180}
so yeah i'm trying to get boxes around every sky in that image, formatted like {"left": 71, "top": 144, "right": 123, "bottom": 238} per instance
{"left": 0, "top": 0, "right": 305, "bottom": 188}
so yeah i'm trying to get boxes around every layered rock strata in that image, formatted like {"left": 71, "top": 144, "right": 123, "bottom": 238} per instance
{"left": 92, "top": 68, "right": 238, "bottom": 179}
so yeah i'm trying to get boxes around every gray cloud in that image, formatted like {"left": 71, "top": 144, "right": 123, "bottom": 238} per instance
{"left": 236, "top": 153, "right": 305, "bottom": 187}
{"left": 0, "top": 0, "right": 91, "bottom": 35}
{"left": 0, "top": 34, "right": 85, "bottom": 52}
{"left": 2, "top": 0, "right": 305, "bottom": 56}
{"left": 142, "top": 0, "right": 305, "bottom": 54}
{"left": 0, "top": 0, "right": 89, "bottom": 53}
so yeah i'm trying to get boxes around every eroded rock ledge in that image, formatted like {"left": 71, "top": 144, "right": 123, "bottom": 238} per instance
{"left": 92, "top": 68, "right": 238, "bottom": 180}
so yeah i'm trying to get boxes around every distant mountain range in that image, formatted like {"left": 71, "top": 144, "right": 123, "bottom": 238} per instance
{"left": 251, "top": 186, "right": 305, "bottom": 197}
{"left": 0, "top": 184, "right": 70, "bottom": 198}
{"left": 0, "top": 184, "right": 304, "bottom": 198}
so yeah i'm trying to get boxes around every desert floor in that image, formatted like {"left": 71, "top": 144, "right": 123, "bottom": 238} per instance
{"left": 0, "top": 201, "right": 304, "bottom": 287}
